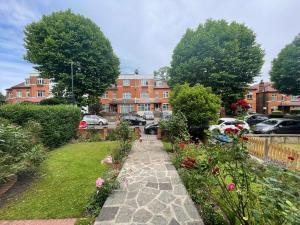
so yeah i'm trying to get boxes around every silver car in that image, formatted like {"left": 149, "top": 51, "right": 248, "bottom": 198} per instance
{"left": 143, "top": 111, "right": 154, "bottom": 120}
{"left": 82, "top": 115, "right": 108, "bottom": 126}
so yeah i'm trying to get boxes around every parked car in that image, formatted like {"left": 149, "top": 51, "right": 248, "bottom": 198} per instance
{"left": 253, "top": 118, "right": 300, "bottom": 134}
{"left": 160, "top": 111, "right": 172, "bottom": 120}
{"left": 82, "top": 115, "right": 108, "bottom": 125}
{"left": 144, "top": 122, "right": 159, "bottom": 135}
{"left": 209, "top": 118, "right": 250, "bottom": 133}
{"left": 143, "top": 111, "right": 154, "bottom": 120}
{"left": 122, "top": 115, "right": 146, "bottom": 126}
{"left": 245, "top": 114, "right": 269, "bottom": 126}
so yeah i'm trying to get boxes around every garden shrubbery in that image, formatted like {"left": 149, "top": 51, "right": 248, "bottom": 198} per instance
{"left": 169, "top": 127, "right": 300, "bottom": 224}
{"left": 0, "top": 104, "right": 81, "bottom": 148}
{"left": 0, "top": 122, "right": 45, "bottom": 184}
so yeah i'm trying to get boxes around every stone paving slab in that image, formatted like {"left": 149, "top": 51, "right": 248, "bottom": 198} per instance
{"left": 94, "top": 134, "right": 203, "bottom": 225}
{"left": 0, "top": 219, "right": 76, "bottom": 225}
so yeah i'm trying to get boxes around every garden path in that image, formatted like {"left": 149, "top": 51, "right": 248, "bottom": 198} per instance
{"left": 94, "top": 134, "right": 203, "bottom": 225}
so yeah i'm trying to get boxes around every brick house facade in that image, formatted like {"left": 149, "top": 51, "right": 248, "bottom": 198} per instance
{"left": 100, "top": 74, "right": 171, "bottom": 114}
{"left": 6, "top": 73, "right": 52, "bottom": 104}
{"left": 245, "top": 81, "right": 300, "bottom": 114}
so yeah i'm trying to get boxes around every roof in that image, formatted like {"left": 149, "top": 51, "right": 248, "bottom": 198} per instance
{"left": 119, "top": 74, "right": 154, "bottom": 80}
{"left": 6, "top": 82, "right": 28, "bottom": 90}
{"left": 248, "top": 82, "right": 277, "bottom": 92}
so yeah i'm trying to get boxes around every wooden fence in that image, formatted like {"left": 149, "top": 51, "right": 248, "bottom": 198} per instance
{"left": 247, "top": 137, "right": 300, "bottom": 170}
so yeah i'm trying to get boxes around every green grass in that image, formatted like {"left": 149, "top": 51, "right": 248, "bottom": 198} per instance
{"left": 0, "top": 141, "right": 117, "bottom": 220}
{"left": 162, "top": 141, "right": 173, "bottom": 152}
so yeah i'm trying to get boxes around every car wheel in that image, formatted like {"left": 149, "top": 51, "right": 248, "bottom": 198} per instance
{"left": 150, "top": 130, "right": 156, "bottom": 135}
{"left": 139, "top": 122, "right": 143, "bottom": 126}
{"left": 99, "top": 121, "right": 103, "bottom": 126}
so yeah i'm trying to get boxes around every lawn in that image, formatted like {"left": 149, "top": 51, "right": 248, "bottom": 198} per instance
{"left": 0, "top": 141, "right": 117, "bottom": 220}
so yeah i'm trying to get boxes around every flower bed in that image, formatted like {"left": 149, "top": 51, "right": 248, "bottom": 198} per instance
{"left": 165, "top": 129, "right": 300, "bottom": 224}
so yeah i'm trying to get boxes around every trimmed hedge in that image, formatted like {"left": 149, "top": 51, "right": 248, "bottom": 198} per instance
{"left": 0, "top": 104, "right": 81, "bottom": 148}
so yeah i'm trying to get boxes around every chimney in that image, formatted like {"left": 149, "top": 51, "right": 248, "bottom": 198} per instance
{"left": 258, "top": 80, "right": 265, "bottom": 92}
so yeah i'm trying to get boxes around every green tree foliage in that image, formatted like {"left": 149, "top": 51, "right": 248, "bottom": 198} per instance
{"left": 170, "top": 83, "right": 221, "bottom": 128}
{"left": 270, "top": 34, "right": 300, "bottom": 95}
{"left": 169, "top": 19, "right": 264, "bottom": 105}
{"left": 24, "top": 9, "right": 120, "bottom": 105}
{"left": 154, "top": 66, "right": 170, "bottom": 80}
{"left": 0, "top": 92, "right": 6, "bottom": 105}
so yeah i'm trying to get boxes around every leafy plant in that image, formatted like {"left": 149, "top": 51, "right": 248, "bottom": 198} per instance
{"left": 114, "top": 120, "right": 134, "bottom": 161}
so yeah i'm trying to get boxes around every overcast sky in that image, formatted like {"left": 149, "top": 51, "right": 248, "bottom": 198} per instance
{"left": 0, "top": 0, "right": 299, "bottom": 94}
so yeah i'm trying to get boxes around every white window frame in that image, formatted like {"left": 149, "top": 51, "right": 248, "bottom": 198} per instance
{"left": 103, "top": 105, "right": 109, "bottom": 112}
{"left": 103, "top": 92, "right": 109, "bottom": 99}
{"left": 112, "top": 91, "right": 117, "bottom": 99}
{"left": 162, "top": 103, "right": 169, "bottom": 111}
{"left": 163, "top": 91, "right": 169, "bottom": 98}
{"left": 37, "top": 78, "right": 44, "bottom": 85}
{"left": 140, "top": 92, "right": 149, "bottom": 99}
{"left": 271, "top": 94, "right": 277, "bottom": 101}
{"left": 122, "top": 92, "right": 131, "bottom": 99}
{"left": 155, "top": 81, "right": 163, "bottom": 87}
{"left": 138, "top": 104, "right": 150, "bottom": 111}
{"left": 25, "top": 79, "right": 30, "bottom": 85}
{"left": 120, "top": 104, "right": 134, "bottom": 113}
{"left": 141, "top": 79, "right": 148, "bottom": 86}
{"left": 26, "top": 89, "right": 30, "bottom": 97}
{"left": 16, "top": 90, "right": 22, "bottom": 98}
{"left": 37, "top": 90, "right": 45, "bottom": 98}
{"left": 123, "top": 79, "right": 130, "bottom": 86}
{"left": 246, "top": 92, "right": 253, "bottom": 100}
{"left": 291, "top": 96, "right": 299, "bottom": 101}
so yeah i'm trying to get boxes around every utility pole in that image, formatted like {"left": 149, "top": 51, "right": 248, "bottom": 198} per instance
{"left": 71, "top": 61, "right": 74, "bottom": 104}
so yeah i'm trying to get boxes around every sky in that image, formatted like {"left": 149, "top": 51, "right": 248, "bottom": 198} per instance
{"left": 0, "top": 0, "right": 299, "bottom": 94}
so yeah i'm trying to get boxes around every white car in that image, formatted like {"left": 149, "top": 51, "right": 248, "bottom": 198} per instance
{"left": 143, "top": 111, "right": 155, "bottom": 120}
{"left": 82, "top": 115, "right": 108, "bottom": 126}
{"left": 209, "top": 118, "right": 250, "bottom": 133}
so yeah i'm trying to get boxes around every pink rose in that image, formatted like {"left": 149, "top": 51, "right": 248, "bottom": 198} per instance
{"left": 227, "top": 183, "right": 235, "bottom": 191}
{"left": 96, "top": 177, "right": 104, "bottom": 188}
{"left": 101, "top": 155, "right": 113, "bottom": 164}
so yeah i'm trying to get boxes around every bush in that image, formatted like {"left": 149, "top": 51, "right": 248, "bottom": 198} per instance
{"left": 39, "top": 97, "right": 68, "bottom": 105}
{"left": 0, "top": 104, "right": 81, "bottom": 148}
{"left": 290, "top": 109, "right": 300, "bottom": 115}
{"left": 0, "top": 124, "right": 46, "bottom": 184}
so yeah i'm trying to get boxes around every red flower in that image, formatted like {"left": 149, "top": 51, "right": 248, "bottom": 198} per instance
{"left": 230, "top": 103, "right": 237, "bottom": 111}
{"left": 179, "top": 142, "right": 185, "bottom": 150}
{"left": 224, "top": 127, "right": 239, "bottom": 134}
{"left": 181, "top": 156, "right": 196, "bottom": 169}
{"left": 212, "top": 167, "right": 220, "bottom": 175}
{"left": 235, "top": 124, "right": 244, "bottom": 130}
{"left": 241, "top": 136, "right": 249, "bottom": 141}
{"left": 288, "top": 156, "right": 295, "bottom": 161}
{"left": 227, "top": 183, "right": 235, "bottom": 191}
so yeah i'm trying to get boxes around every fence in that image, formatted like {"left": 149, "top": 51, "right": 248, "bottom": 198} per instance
{"left": 247, "top": 137, "right": 300, "bottom": 170}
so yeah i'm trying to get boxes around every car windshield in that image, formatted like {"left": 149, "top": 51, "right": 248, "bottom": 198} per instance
{"left": 262, "top": 120, "right": 279, "bottom": 125}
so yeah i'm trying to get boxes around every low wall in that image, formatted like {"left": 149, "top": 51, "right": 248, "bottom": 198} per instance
{"left": 77, "top": 127, "right": 109, "bottom": 140}
{"left": 247, "top": 134, "right": 300, "bottom": 144}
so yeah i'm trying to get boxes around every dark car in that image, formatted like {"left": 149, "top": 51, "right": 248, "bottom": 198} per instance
{"left": 253, "top": 118, "right": 300, "bottom": 134}
{"left": 245, "top": 114, "right": 269, "bottom": 126}
{"left": 144, "top": 122, "right": 159, "bottom": 134}
{"left": 122, "top": 115, "right": 146, "bottom": 126}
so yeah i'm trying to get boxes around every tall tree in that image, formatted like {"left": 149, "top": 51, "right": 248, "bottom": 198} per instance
{"left": 169, "top": 19, "right": 264, "bottom": 106}
{"left": 0, "top": 92, "right": 6, "bottom": 105}
{"left": 270, "top": 34, "right": 300, "bottom": 95}
{"left": 24, "top": 9, "right": 120, "bottom": 105}
{"left": 154, "top": 66, "right": 170, "bottom": 80}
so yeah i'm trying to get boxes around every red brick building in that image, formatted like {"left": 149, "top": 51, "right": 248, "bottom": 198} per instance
{"left": 6, "top": 73, "right": 52, "bottom": 104}
{"left": 245, "top": 80, "right": 300, "bottom": 114}
{"left": 100, "top": 74, "right": 171, "bottom": 114}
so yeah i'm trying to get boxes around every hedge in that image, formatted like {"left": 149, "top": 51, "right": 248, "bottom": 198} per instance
{"left": 0, "top": 104, "right": 81, "bottom": 148}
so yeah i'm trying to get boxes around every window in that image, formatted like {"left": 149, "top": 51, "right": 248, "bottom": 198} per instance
{"left": 122, "top": 92, "right": 131, "bottom": 99}
{"left": 271, "top": 106, "right": 278, "bottom": 111}
{"left": 112, "top": 91, "right": 117, "bottom": 99}
{"left": 281, "top": 95, "right": 286, "bottom": 101}
{"left": 141, "top": 79, "right": 148, "bottom": 86}
{"left": 163, "top": 91, "right": 169, "bottom": 98}
{"left": 140, "top": 92, "right": 149, "bottom": 98}
{"left": 138, "top": 104, "right": 150, "bottom": 111}
{"left": 155, "top": 91, "right": 159, "bottom": 98}
{"left": 271, "top": 94, "right": 277, "bottom": 101}
{"left": 103, "top": 92, "right": 109, "bottom": 99}
{"left": 162, "top": 103, "right": 169, "bottom": 111}
{"left": 26, "top": 89, "right": 30, "bottom": 97}
{"left": 36, "top": 78, "right": 43, "bottom": 85}
{"left": 25, "top": 79, "right": 30, "bottom": 85}
{"left": 123, "top": 79, "right": 130, "bottom": 86}
{"left": 16, "top": 90, "right": 22, "bottom": 98}
{"left": 155, "top": 81, "right": 163, "bottom": 87}
{"left": 246, "top": 92, "right": 253, "bottom": 100}
{"left": 37, "top": 90, "right": 45, "bottom": 98}
{"left": 120, "top": 104, "right": 134, "bottom": 113}
{"left": 103, "top": 105, "right": 109, "bottom": 112}
{"left": 291, "top": 96, "right": 299, "bottom": 101}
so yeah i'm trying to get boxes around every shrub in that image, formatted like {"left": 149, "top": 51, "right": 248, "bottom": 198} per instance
{"left": 0, "top": 124, "right": 46, "bottom": 184}
{"left": 0, "top": 104, "right": 81, "bottom": 148}
{"left": 39, "top": 97, "right": 68, "bottom": 105}
{"left": 290, "top": 109, "right": 300, "bottom": 115}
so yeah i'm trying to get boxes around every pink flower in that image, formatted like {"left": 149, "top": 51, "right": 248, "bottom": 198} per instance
{"left": 96, "top": 177, "right": 104, "bottom": 188}
{"left": 227, "top": 183, "right": 235, "bottom": 191}
{"left": 101, "top": 155, "right": 113, "bottom": 164}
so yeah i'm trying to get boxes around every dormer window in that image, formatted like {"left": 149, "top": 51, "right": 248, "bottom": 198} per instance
{"left": 25, "top": 79, "right": 30, "bottom": 85}
{"left": 37, "top": 78, "right": 44, "bottom": 85}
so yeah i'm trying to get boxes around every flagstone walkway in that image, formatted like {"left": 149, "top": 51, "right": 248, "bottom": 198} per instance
{"left": 94, "top": 134, "right": 203, "bottom": 225}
